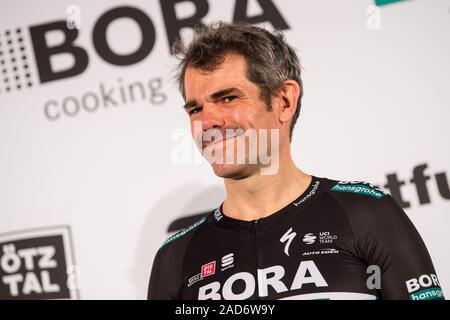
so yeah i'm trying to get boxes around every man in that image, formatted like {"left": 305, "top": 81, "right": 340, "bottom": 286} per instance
{"left": 148, "top": 22, "right": 444, "bottom": 300}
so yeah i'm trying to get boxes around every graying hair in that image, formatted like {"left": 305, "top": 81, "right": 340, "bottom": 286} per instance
{"left": 173, "top": 22, "right": 303, "bottom": 141}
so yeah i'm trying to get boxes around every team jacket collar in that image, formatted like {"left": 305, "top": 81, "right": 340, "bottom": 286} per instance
{"left": 210, "top": 175, "right": 329, "bottom": 230}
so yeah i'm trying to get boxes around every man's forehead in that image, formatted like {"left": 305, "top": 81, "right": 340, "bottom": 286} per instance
{"left": 184, "top": 55, "right": 249, "bottom": 100}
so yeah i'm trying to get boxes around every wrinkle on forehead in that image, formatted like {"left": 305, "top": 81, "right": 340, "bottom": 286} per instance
{"left": 184, "top": 54, "right": 250, "bottom": 102}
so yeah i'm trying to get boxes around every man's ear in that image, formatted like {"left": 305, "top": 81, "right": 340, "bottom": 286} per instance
{"left": 277, "top": 80, "right": 301, "bottom": 124}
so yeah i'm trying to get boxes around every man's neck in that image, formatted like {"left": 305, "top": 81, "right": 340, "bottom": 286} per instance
{"left": 222, "top": 157, "right": 312, "bottom": 221}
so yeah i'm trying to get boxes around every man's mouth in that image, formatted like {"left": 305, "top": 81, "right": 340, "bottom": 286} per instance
{"left": 202, "top": 130, "right": 244, "bottom": 150}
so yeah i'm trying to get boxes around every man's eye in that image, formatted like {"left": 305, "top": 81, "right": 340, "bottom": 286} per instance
{"left": 189, "top": 107, "right": 202, "bottom": 116}
{"left": 222, "top": 96, "right": 237, "bottom": 103}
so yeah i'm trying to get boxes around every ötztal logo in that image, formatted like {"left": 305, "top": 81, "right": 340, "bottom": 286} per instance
{"left": 0, "top": 226, "right": 79, "bottom": 299}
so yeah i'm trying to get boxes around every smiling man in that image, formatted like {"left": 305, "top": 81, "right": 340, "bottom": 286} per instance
{"left": 147, "top": 22, "right": 444, "bottom": 300}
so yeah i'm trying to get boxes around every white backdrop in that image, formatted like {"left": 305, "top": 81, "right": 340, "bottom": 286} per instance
{"left": 0, "top": 0, "right": 448, "bottom": 299}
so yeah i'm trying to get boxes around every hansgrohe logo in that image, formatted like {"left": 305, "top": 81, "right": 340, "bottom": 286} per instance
{"left": 410, "top": 287, "right": 444, "bottom": 300}
{"left": 161, "top": 217, "right": 206, "bottom": 248}
{"left": 330, "top": 183, "right": 386, "bottom": 199}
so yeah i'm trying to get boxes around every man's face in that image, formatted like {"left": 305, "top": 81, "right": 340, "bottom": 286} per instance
{"left": 183, "top": 54, "right": 281, "bottom": 179}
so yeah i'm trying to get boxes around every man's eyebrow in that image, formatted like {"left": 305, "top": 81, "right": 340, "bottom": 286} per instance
{"left": 209, "top": 87, "right": 244, "bottom": 101}
{"left": 183, "top": 87, "right": 243, "bottom": 109}
{"left": 183, "top": 100, "right": 199, "bottom": 109}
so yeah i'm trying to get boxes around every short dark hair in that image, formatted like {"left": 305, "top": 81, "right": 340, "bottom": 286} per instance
{"left": 173, "top": 22, "right": 303, "bottom": 141}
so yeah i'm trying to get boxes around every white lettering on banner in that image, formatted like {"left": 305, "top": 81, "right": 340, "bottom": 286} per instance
{"left": 22, "top": 272, "right": 43, "bottom": 295}
{"left": 3, "top": 270, "right": 59, "bottom": 296}
{"left": 17, "top": 248, "right": 38, "bottom": 270}
{"left": 2, "top": 274, "right": 23, "bottom": 296}
{"left": 198, "top": 260, "right": 327, "bottom": 300}
{"left": 1, "top": 245, "right": 21, "bottom": 273}
{"left": 38, "top": 246, "right": 58, "bottom": 269}
{"left": 1, "top": 244, "right": 60, "bottom": 297}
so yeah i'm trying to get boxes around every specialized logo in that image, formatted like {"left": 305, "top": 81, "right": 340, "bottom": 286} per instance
{"left": 280, "top": 228, "right": 297, "bottom": 256}
{"left": 198, "top": 260, "right": 328, "bottom": 300}
{"left": 302, "top": 233, "right": 316, "bottom": 245}
{"left": 221, "top": 253, "right": 234, "bottom": 271}
{"left": 331, "top": 181, "right": 386, "bottom": 199}
{"left": 406, "top": 273, "right": 444, "bottom": 300}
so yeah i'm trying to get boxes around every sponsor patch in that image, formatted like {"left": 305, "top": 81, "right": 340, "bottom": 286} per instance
{"left": 201, "top": 261, "right": 216, "bottom": 278}
{"left": 410, "top": 287, "right": 444, "bottom": 300}
{"left": 330, "top": 181, "right": 386, "bottom": 199}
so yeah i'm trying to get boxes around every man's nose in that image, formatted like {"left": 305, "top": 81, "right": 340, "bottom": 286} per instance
{"left": 199, "top": 103, "right": 225, "bottom": 132}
